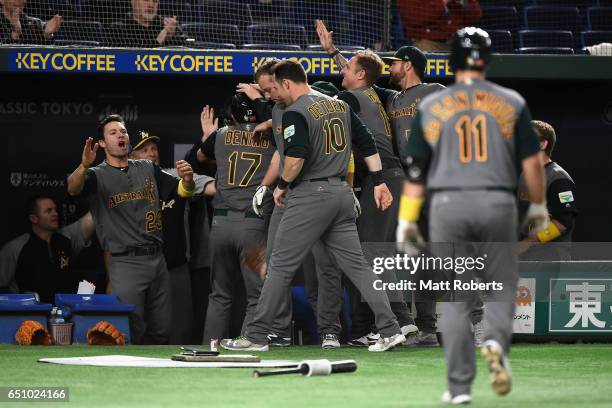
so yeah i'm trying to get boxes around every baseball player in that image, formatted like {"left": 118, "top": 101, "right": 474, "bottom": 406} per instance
{"left": 518, "top": 120, "right": 578, "bottom": 260}
{"left": 245, "top": 62, "right": 347, "bottom": 349}
{"left": 396, "top": 28, "right": 548, "bottom": 403}
{"left": 129, "top": 131, "right": 215, "bottom": 344}
{"left": 67, "top": 114, "right": 196, "bottom": 345}
{"left": 221, "top": 60, "right": 405, "bottom": 352}
{"left": 195, "top": 93, "right": 276, "bottom": 344}
{"left": 316, "top": 20, "right": 420, "bottom": 346}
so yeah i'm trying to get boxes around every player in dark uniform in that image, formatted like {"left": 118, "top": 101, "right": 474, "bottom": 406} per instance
{"left": 518, "top": 120, "right": 578, "bottom": 260}
{"left": 195, "top": 94, "right": 276, "bottom": 344}
{"left": 396, "top": 28, "right": 548, "bottom": 404}
{"left": 221, "top": 60, "right": 405, "bottom": 352}
{"left": 67, "top": 114, "right": 196, "bottom": 345}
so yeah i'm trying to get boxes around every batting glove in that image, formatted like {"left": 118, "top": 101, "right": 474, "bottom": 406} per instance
{"left": 527, "top": 201, "right": 550, "bottom": 233}
{"left": 396, "top": 220, "right": 424, "bottom": 256}
{"left": 352, "top": 190, "right": 362, "bottom": 218}
{"left": 252, "top": 185, "right": 268, "bottom": 217}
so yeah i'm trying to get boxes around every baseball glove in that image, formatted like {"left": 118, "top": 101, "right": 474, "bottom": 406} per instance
{"left": 15, "top": 320, "right": 52, "bottom": 346}
{"left": 87, "top": 321, "right": 125, "bottom": 345}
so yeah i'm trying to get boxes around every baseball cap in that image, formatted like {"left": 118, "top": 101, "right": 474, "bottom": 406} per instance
{"left": 382, "top": 46, "right": 428, "bottom": 79}
{"left": 311, "top": 81, "right": 340, "bottom": 98}
{"left": 132, "top": 130, "right": 160, "bottom": 151}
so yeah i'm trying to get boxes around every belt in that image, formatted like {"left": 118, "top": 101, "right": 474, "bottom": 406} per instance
{"left": 213, "top": 208, "right": 260, "bottom": 218}
{"left": 307, "top": 176, "right": 346, "bottom": 183}
{"left": 111, "top": 245, "right": 161, "bottom": 257}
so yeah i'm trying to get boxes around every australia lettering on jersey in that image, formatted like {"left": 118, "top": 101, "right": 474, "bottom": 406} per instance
{"left": 428, "top": 90, "right": 517, "bottom": 141}
{"left": 107, "top": 178, "right": 156, "bottom": 209}
{"left": 307, "top": 98, "right": 347, "bottom": 120}
{"left": 388, "top": 98, "right": 420, "bottom": 119}
{"left": 224, "top": 129, "right": 270, "bottom": 149}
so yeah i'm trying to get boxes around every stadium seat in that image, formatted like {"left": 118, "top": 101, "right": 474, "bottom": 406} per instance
{"left": 55, "top": 20, "right": 105, "bottom": 43}
{"left": 192, "top": 1, "right": 254, "bottom": 35}
{"left": 535, "top": 0, "right": 597, "bottom": 9}
{"left": 306, "top": 45, "right": 366, "bottom": 51}
{"left": 288, "top": 0, "right": 353, "bottom": 46}
{"left": 524, "top": 6, "right": 581, "bottom": 32}
{"left": 581, "top": 30, "right": 612, "bottom": 46}
{"left": 242, "top": 43, "right": 302, "bottom": 51}
{"left": 479, "top": 7, "right": 519, "bottom": 33}
{"left": 158, "top": 1, "right": 193, "bottom": 23}
{"left": 180, "top": 23, "right": 240, "bottom": 47}
{"left": 518, "top": 46, "right": 575, "bottom": 53}
{"left": 249, "top": 0, "right": 291, "bottom": 24}
{"left": 191, "top": 42, "right": 237, "bottom": 49}
{"left": 587, "top": 6, "right": 612, "bottom": 29}
{"left": 519, "top": 30, "right": 574, "bottom": 48}
{"left": 479, "top": 0, "right": 529, "bottom": 7}
{"left": 246, "top": 24, "right": 308, "bottom": 48}
{"left": 487, "top": 30, "right": 514, "bottom": 53}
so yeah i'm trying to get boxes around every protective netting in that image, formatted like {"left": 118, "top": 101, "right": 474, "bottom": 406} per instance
{"left": 0, "top": 0, "right": 610, "bottom": 55}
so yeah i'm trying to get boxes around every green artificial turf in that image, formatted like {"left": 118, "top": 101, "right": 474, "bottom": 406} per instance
{"left": 0, "top": 344, "right": 611, "bottom": 407}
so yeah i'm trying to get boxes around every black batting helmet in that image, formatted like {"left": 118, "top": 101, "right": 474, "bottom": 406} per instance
{"left": 228, "top": 92, "right": 257, "bottom": 124}
{"left": 450, "top": 27, "right": 492, "bottom": 72}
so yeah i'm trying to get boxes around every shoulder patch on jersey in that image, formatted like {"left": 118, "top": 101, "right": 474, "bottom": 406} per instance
{"left": 283, "top": 125, "right": 295, "bottom": 140}
{"left": 559, "top": 191, "right": 574, "bottom": 203}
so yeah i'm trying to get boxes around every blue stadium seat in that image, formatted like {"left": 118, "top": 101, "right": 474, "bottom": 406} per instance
{"left": 306, "top": 45, "right": 366, "bottom": 51}
{"left": 524, "top": 6, "right": 581, "bottom": 32}
{"left": 180, "top": 23, "right": 240, "bottom": 47}
{"left": 480, "top": 0, "right": 529, "bottom": 7}
{"left": 488, "top": 30, "right": 514, "bottom": 53}
{"left": 158, "top": 1, "right": 193, "bottom": 23}
{"left": 247, "top": 24, "right": 308, "bottom": 48}
{"left": 519, "top": 29, "right": 574, "bottom": 48}
{"left": 587, "top": 6, "right": 612, "bottom": 29}
{"left": 192, "top": 1, "right": 254, "bottom": 33}
{"left": 535, "top": 0, "right": 597, "bottom": 9}
{"left": 518, "top": 46, "right": 575, "bottom": 53}
{"left": 190, "top": 42, "right": 237, "bottom": 50}
{"left": 249, "top": 0, "right": 291, "bottom": 24}
{"left": 581, "top": 30, "right": 612, "bottom": 46}
{"left": 288, "top": 1, "right": 353, "bottom": 46}
{"left": 55, "top": 20, "right": 105, "bottom": 43}
{"left": 242, "top": 43, "right": 302, "bottom": 51}
{"left": 479, "top": 7, "right": 519, "bottom": 33}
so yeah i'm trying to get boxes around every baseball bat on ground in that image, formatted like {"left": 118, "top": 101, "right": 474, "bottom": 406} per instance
{"left": 253, "top": 359, "right": 357, "bottom": 378}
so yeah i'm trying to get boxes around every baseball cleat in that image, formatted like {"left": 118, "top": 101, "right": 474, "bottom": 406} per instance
{"left": 441, "top": 391, "right": 472, "bottom": 405}
{"left": 321, "top": 333, "right": 341, "bottom": 349}
{"left": 267, "top": 333, "right": 291, "bottom": 347}
{"left": 367, "top": 333, "right": 406, "bottom": 352}
{"left": 220, "top": 336, "right": 269, "bottom": 352}
{"left": 400, "top": 324, "right": 419, "bottom": 346}
{"left": 481, "top": 340, "right": 512, "bottom": 396}
{"left": 413, "top": 331, "right": 440, "bottom": 347}
{"left": 348, "top": 332, "right": 378, "bottom": 347}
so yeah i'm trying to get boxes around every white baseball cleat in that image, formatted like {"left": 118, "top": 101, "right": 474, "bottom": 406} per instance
{"left": 220, "top": 336, "right": 269, "bottom": 352}
{"left": 367, "top": 333, "right": 406, "bottom": 352}
{"left": 481, "top": 339, "right": 512, "bottom": 396}
{"left": 321, "top": 333, "right": 341, "bottom": 349}
{"left": 441, "top": 391, "right": 472, "bottom": 405}
{"left": 401, "top": 324, "right": 419, "bottom": 346}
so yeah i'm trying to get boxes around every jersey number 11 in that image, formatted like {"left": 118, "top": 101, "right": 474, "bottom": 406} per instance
{"left": 456, "top": 114, "right": 488, "bottom": 163}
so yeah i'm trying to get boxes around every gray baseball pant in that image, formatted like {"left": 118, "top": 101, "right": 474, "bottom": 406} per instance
{"left": 108, "top": 251, "right": 171, "bottom": 345}
{"left": 203, "top": 212, "right": 266, "bottom": 343}
{"left": 246, "top": 179, "right": 400, "bottom": 344}
{"left": 430, "top": 190, "right": 519, "bottom": 397}
{"left": 168, "top": 263, "right": 193, "bottom": 345}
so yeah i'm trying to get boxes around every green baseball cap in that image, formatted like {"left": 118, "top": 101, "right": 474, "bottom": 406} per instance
{"left": 382, "top": 46, "right": 428, "bottom": 79}
{"left": 311, "top": 81, "right": 340, "bottom": 97}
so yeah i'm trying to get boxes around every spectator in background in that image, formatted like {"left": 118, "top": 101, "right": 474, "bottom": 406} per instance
{"left": 112, "top": 0, "right": 185, "bottom": 47}
{"left": 0, "top": 0, "right": 61, "bottom": 44}
{"left": 398, "top": 0, "right": 481, "bottom": 52}
{"left": 0, "top": 195, "right": 95, "bottom": 302}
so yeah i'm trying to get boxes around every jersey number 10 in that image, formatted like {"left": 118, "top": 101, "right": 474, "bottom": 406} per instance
{"left": 456, "top": 114, "right": 488, "bottom": 163}
{"left": 323, "top": 117, "right": 348, "bottom": 154}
